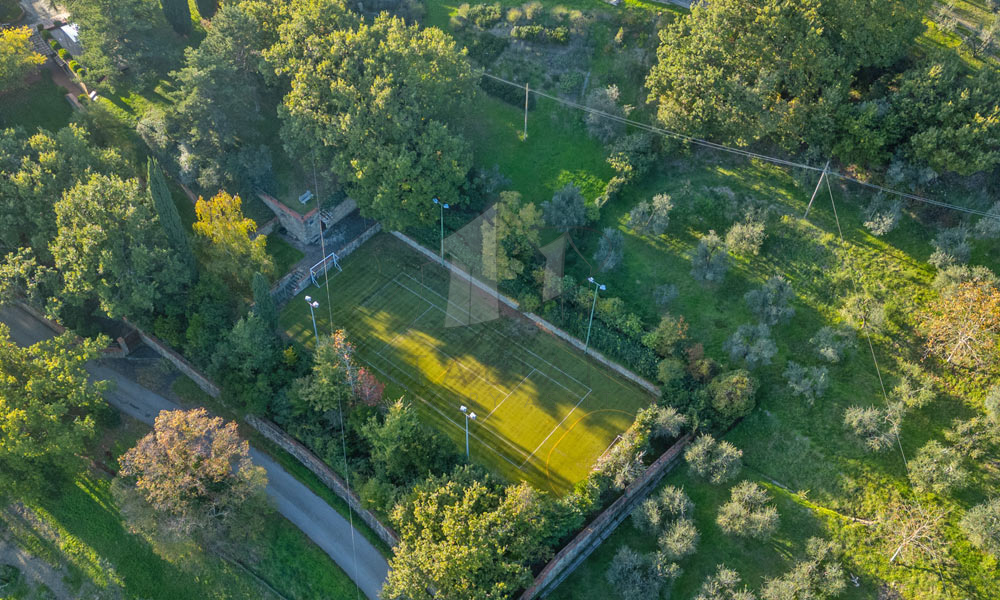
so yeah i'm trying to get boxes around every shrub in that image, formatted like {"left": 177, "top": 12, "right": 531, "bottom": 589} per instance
{"left": 48, "top": 38, "right": 59, "bottom": 50}
{"left": 744, "top": 276, "right": 795, "bottom": 326}
{"left": 974, "top": 202, "right": 1000, "bottom": 239}
{"left": 810, "top": 326, "right": 855, "bottom": 363}
{"left": 684, "top": 434, "right": 742, "bottom": 485}
{"left": 716, "top": 481, "right": 779, "bottom": 540}
{"left": 690, "top": 230, "right": 728, "bottom": 284}
{"left": 41, "top": 29, "right": 53, "bottom": 40}
{"left": 929, "top": 227, "right": 971, "bottom": 268}
{"left": 58, "top": 48, "right": 69, "bottom": 60}
{"left": 653, "top": 283, "right": 678, "bottom": 308}
{"left": 724, "top": 323, "right": 777, "bottom": 369}
{"left": 467, "top": 3, "right": 502, "bottom": 28}
{"left": 68, "top": 60, "right": 80, "bottom": 71}
{"left": 725, "top": 216, "right": 766, "bottom": 256}
{"left": 783, "top": 362, "right": 829, "bottom": 405}
{"left": 908, "top": 440, "right": 968, "bottom": 495}
{"left": 510, "top": 24, "right": 567, "bottom": 43}
{"left": 77, "top": 93, "right": 87, "bottom": 103}
{"left": 642, "top": 313, "right": 687, "bottom": 357}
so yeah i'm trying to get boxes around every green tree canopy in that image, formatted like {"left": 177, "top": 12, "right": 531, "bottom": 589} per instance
{"left": 51, "top": 173, "right": 190, "bottom": 321}
{"left": 0, "top": 326, "right": 106, "bottom": 497}
{"left": 0, "top": 27, "right": 46, "bottom": 93}
{"left": 274, "top": 13, "right": 476, "bottom": 230}
{"left": 193, "top": 191, "right": 272, "bottom": 295}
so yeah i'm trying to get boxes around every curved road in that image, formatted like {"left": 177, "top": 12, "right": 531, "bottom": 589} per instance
{"left": 0, "top": 305, "right": 390, "bottom": 600}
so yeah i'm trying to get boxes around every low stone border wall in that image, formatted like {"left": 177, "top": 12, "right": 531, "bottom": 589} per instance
{"left": 520, "top": 432, "right": 693, "bottom": 600}
{"left": 246, "top": 415, "right": 400, "bottom": 549}
{"left": 125, "top": 320, "right": 221, "bottom": 398}
{"left": 391, "top": 231, "right": 659, "bottom": 396}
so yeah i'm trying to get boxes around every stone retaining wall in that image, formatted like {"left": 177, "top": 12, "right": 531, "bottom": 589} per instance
{"left": 246, "top": 415, "right": 400, "bottom": 549}
{"left": 390, "top": 231, "right": 659, "bottom": 396}
{"left": 520, "top": 433, "right": 693, "bottom": 600}
{"left": 127, "top": 321, "right": 221, "bottom": 398}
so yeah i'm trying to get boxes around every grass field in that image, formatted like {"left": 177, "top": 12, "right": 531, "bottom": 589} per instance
{"left": 279, "top": 232, "right": 654, "bottom": 494}
{"left": 0, "top": 69, "right": 73, "bottom": 133}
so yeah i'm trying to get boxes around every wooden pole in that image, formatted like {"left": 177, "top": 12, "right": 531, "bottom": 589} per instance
{"left": 803, "top": 159, "right": 831, "bottom": 219}
{"left": 523, "top": 82, "right": 529, "bottom": 140}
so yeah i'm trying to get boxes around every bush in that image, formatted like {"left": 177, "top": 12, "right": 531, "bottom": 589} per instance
{"left": 77, "top": 93, "right": 88, "bottom": 104}
{"left": 642, "top": 313, "right": 687, "bottom": 357}
{"left": 48, "top": 38, "right": 59, "bottom": 50}
{"left": 58, "top": 48, "right": 69, "bottom": 60}
{"left": 725, "top": 216, "right": 766, "bottom": 256}
{"left": 929, "top": 227, "right": 971, "bottom": 268}
{"left": 974, "top": 202, "right": 1000, "bottom": 239}
{"left": 684, "top": 434, "right": 742, "bottom": 485}
{"left": 744, "top": 276, "right": 795, "bottom": 326}
{"left": 67, "top": 60, "right": 80, "bottom": 71}
{"left": 961, "top": 499, "right": 1000, "bottom": 557}
{"left": 724, "top": 323, "right": 777, "bottom": 369}
{"left": 863, "top": 193, "right": 902, "bottom": 236}
{"left": 783, "top": 362, "right": 829, "bottom": 405}
{"left": 467, "top": 3, "right": 502, "bottom": 28}
{"left": 41, "top": 29, "right": 53, "bottom": 40}
{"left": 479, "top": 74, "right": 535, "bottom": 109}
{"left": 716, "top": 481, "right": 779, "bottom": 540}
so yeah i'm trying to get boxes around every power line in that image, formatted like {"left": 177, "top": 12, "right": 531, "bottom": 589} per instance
{"left": 480, "top": 71, "right": 1000, "bottom": 221}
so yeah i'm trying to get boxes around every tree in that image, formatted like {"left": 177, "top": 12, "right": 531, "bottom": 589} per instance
{"left": 760, "top": 538, "right": 845, "bottom": 600}
{"left": 783, "top": 362, "right": 829, "bottom": 405}
{"left": 643, "top": 313, "right": 688, "bottom": 357}
{"left": 117, "top": 408, "right": 268, "bottom": 541}
{"left": 605, "top": 546, "right": 665, "bottom": 600}
{"left": 745, "top": 276, "right": 795, "bottom": 326}
{"left": 585, "top": 85, "right": 625, "bottom": 143}
{"left": 684, "top": 434, "right": 743, "bottom": 485}
{"left": 908, "top": 440, "right": 968, "bottom": 495}
{"left": 725, "top": 216, "right": 766, "bottom": 256}
{"left": 147, "top": 157, "right": 196, "bottom": 277}
{"left": 863, "top": 193, "right": 902, "bottom": 236}
{"left": 251, "top": 272, "right": 277, "bottom": 329}
{"left": 974, "top": 202, "right": 1000, "bottom": 240}
{"left": 210, "top": 313, "right": 282, "bottom": 413}
{"left": 195, "top": 0, "right": 218, "bottom": 19}
{"left": 360, "top": 400, "right": 456, "bottom": 487}
{"left": 383, "top": 467, "right": 553, "bottom": 600}
{"left": 921, "top": 279, "right": 1000, "bottom": 369}
{"left": 809, "top": 326, "right": 855, "bottom": 363}
{"left": 51, "top": 174, "right": 190, "bottom": 321}
{"left": 695, "top": 565, "right": 757, "bottom": 600}
{"left": 482, "top": 191, "right": 541, "bottom": 281}
{"left": 691, "top": 230, "right": 728, "bottom": 284}
{"left": 960, "top": 499, "right": 1000, "bottom": 558}
{"left": 0, "top": 326, "right": 106, "bottom": 497}
{"left": 594, "top": 228, "right": 624, "bottom": 272}
{"left": 707, "top": 370, "right": 757, "bottom": 422}
{"left": 879, "top": 499, "right": 947, "bottom": 565}
{"left": 67, "top": 0, "right": 179, "bottom": 86}
{"left": 629, "top": 194, "right": 673, "bottom": 237}
{"left": 716, "top": 481, "right": 779, "bottom": 540}
{"left": 928, "top": 227, "right": 971, "bottom": 268}
{"left": 193, "top": 191, "right": 272, "bottom": 294}
{"left": 275, "top": 13, "right": 476, "bottom": 230}
{"left": 724, "top": 323, "right": 777, "bottom": 369}
{"left": 843, "top": 403, "right": 905, "bottom": 453}
{"left": 162, "top": 0, "right": 192, "bottom": 35}
{"left": 542, "top": 184, "right": 587, "bottom": 233}
{"left": 633, "top": 485, "right": 693, "bottom": 534}
{"left": 0, "top": 27, "right": 45, "bottom": 93}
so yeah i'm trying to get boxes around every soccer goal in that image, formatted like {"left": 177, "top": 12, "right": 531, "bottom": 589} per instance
{"left": 310, "top": 250, "right": 342, "bottom": 287}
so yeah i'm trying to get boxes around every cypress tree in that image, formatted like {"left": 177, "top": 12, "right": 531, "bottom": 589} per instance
{"left": 252, "top": 272, "right": 277, "bottom": 330}
{"left": 162, "top": 0, "right": 193, "bottom": 35}
{"left": 147, "top": 157, "right": 197, "bottom": 278}
{"left": 195, "top": 0, "right": 219, "bottom": 19}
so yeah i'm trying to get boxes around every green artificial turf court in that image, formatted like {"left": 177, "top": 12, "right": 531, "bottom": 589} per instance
{"left": 280, "top": 233, "right": 654, "bottom": 494}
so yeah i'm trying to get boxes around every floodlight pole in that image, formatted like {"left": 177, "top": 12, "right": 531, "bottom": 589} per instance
{"left": 433, "top": 197, "right": 449, "bottom": 263}
{"left": 584, "top": 277, "right": 606, "bottom": 353}
{"left": 305, "top": 295, "right": 320, "bottom": 342}
{"left": 460, "top": 405, "right": 477, "bottom": 460}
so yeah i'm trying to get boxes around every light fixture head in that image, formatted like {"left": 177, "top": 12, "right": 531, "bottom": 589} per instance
{"left": 599, "top": 284, "right": 607, "bottom": 291}
{"left": 460, "top": 405, "right": 467, "bottom": 413}
{"left": 310, "top": 301, "right": 319, "bottom": 308}
{"left": 587, "top": 276, "right": 595, "bottom": 284}
{"left": 433, "top": 197, "right": 440, "bottom": 204}
{"left": 305, "top": 295, "right": 312, "bottom": 302}
{"left": 443, "top": 203, "right": 450, "bottom": 209}
{"left": 469, "top": 413, "right": 477, "bottom": 420}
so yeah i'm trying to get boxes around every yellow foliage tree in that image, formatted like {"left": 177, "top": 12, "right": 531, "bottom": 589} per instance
{"left": 0, "top": 27, "right": 46, "bottom": 93}
{"left": 193, "top": 191, "right": 272, "bottom": 294}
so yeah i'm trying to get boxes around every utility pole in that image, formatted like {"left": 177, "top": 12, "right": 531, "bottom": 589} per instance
{"left": 584, "top": 277, "right": 606, "bottom": 353}
{"left": 803, "top": 159, "right": 831, "bottom": 219}
{"left": 433, "top": 197, "right": 449, "bottom": 263}
{"left": 305, "top": 296, "right": 320, "bottom": 342}
{"left": 460, "top": 405, "right": 476, "bottom": 459}
{"left": 523, "top": 82, "right": 529, "bottom": 140}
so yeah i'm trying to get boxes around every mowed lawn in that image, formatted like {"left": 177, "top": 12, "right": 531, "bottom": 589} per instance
{"left": 279, "top": 232, "right": 654, "bottom": 494}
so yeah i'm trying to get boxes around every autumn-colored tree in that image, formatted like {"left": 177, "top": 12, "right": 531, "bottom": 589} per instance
{"left": 0, "top": 27, "right": 46, "bottom": 93}
{"left": 0, "top": 326, "right": 106, "bottom": 497}
{"left": 193, "top": 191, "right": 272, "bottom": 294}
{"left": 117, "top": 408, "right": 268, "bottom": 541}
{"left": 921, "top": 279, "right": 1000, "bottom": 369}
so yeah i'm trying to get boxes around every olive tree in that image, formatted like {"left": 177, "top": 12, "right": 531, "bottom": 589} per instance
{"left": 684, "top": 435, "right": 743, "bottom": 485}
{"left": 716, "top": 481, "right": 779, "bottom": 540}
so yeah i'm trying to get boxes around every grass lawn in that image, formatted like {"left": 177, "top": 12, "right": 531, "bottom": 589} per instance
{"left": 279, "top": 232, "right": 655, "bottom": 494}
{"left": 265, "top": 235, "right": 305, "bottom": 279}
{"left": 1, "top": 416, "right": 359, "bottom": 600}
{"left": 0, "top": 69, "right": 73, "bottom": 133}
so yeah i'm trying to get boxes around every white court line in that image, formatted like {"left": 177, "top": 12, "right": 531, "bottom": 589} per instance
{"left": 396, "top": 273, "right": 593, "bottom": 395}
{"left": 519, "top": 390, "right": 592, "bottom": 469}
{"left": 483, "top": 368, "right": 534, "bottom": 422}
{"left": 373, "top": 306, "right": 433, "bottom": 358}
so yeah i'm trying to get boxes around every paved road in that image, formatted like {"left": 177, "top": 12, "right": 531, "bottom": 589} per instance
{"left": 0, "top": 304, "right": 390, "bottom": 600}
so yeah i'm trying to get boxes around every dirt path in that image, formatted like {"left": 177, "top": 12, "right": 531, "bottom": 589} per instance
{"left": 0, "top": 535, "right": 73, "bottom": 599}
